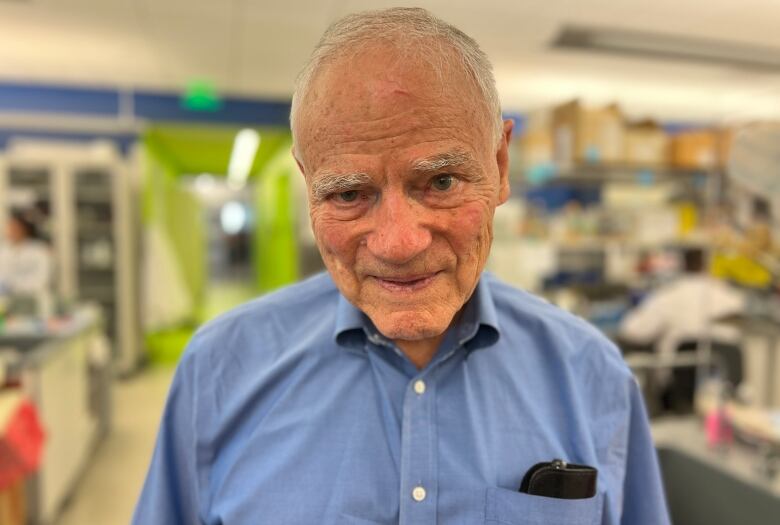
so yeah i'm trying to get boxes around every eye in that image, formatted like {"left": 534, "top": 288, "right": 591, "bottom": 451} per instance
{"left": 337, "top": 190, "right": 359, "bottom": 202}
{"left": 431, "top": 174, "right": 453, "bottom": 191}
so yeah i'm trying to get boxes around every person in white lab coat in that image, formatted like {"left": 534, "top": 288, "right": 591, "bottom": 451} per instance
{"left": 621, "top": 248, "right": 745, "bottom": 359}
{"left": 0, "top": 209, "right": 53, "bottom": 298}
{"left": 620, "top": 248, "right": 745, "bottom": 410}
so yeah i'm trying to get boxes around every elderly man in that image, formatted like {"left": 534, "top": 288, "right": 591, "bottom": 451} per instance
{"left": 134, "top": 8, "right": 669, "bottom": 525}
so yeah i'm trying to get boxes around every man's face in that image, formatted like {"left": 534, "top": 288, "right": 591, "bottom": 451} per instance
{"left": 295, "top": 47, "right": 512, "bottom": 344}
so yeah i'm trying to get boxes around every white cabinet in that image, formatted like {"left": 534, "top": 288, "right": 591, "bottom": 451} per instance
{"left": 0, "top": 140, "right": 141, "bottom": 374}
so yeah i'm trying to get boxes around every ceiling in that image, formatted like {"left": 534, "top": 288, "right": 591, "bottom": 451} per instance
{"left": 1, "top": 0, "right": 780, "bottom": 123}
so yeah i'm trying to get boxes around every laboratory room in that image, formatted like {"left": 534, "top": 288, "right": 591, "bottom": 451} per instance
{"left": 0, "top": 1, "right": 779, "bottom": 524}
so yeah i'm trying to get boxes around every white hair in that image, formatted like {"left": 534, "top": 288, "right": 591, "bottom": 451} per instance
{"left": 290, "top": 7, "right": 503, "bottom": 158}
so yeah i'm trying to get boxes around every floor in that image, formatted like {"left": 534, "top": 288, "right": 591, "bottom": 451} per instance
{"left": 57, "top": 366, "right": 175, "bottom": 525}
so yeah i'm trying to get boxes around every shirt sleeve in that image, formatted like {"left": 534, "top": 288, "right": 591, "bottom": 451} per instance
{"left": 0, "top": 243, "right": 52, "bottom": 295}
{"left": 618, "top": 291, "right": 669, "bottom": 344}
{"left": 17, "top": 244, "right": 52, "bottom": 294}
{"left": 132, "top": 353, "right": 203, "bottom": 525}
{"left": 619, "top": 378, "right": 671, "bottom": 525}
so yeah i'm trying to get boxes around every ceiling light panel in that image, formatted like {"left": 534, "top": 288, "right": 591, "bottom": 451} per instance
{"left": 553, "top": 25, "right": 780, "bottom": 71}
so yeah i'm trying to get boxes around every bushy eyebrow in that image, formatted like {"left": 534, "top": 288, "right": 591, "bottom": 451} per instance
{"left": 411, "top": 150, "right": 479, "bottom": 176}
{"left": 309, "top": 172, "right": 372, "bottom": 203}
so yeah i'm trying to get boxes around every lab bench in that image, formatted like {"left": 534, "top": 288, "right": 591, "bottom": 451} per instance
{"left": 653, "top": 417, "right": 780, "bottom": 525}
{"left": 0, "top": 306, "right": 112, "bottom": 525}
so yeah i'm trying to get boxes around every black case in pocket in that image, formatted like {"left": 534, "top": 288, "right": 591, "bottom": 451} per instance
{"left": 519, "top": 459, "right": 597, "bottom": 500}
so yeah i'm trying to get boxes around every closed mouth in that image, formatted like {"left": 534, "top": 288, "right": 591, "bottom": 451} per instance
{"left": 370, "top": 272, "right": 440, "bottom": 292}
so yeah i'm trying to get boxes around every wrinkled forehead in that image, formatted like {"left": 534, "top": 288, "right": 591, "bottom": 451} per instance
{"left": 295, "top": 44, "right": 492, "bottom": 165}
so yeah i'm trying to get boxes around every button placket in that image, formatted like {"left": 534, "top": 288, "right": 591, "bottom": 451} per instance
{"left": 398, "top": 372, "right": 437, "bottom": 524}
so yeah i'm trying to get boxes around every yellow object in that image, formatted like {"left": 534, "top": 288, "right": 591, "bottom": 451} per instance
{"left": 711, "top": 253, "right": 772, "bottom": 288}
{"left": 678, "top": 202, "right": 698, "bottom": 236}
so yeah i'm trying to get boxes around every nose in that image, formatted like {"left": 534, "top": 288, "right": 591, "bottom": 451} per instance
{"left": 366, "top": 190, "right": 432, "bottom": 265}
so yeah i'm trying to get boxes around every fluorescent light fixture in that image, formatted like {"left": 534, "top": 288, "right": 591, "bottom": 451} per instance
{"left": 227, "top": 128, "right": 260, "bottom": 190}
{"left": 553, "top": 25, "right": 780, "bottom": 71}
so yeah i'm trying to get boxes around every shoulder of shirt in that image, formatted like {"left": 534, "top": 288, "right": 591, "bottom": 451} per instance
{"left": 482, "top": 273, "right": 630, "bottom": 379}
{"left": 182, "top": 271, "right": 338, "bottom": 359}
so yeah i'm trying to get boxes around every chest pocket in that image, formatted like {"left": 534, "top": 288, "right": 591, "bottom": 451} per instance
{"left": 485, "top": 487, "right": 603, "bottom": 525}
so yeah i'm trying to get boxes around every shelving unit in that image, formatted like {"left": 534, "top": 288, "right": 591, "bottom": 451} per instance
{"left": 515, "top": 161, "right": 723, "bottom": 201}
{"left": 0, "top": 140, "right": 141, "bottom": 374}
{"left": 489, "top": 160, "right": 729, "bottom": 336}
{"left": 75, "top": 168, "right": 118, "bottom": 343}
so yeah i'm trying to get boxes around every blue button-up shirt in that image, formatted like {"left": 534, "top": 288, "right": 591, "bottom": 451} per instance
{"left": 133, "top": 272, "right": 669, "bottom": 525}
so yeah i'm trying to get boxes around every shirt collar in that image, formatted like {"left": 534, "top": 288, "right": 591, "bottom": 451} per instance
{"left": 333, "top": 292, "right": 374, "bottom": 350}
{"left": 456, "top": 275, "right": 500, "bottom": 352}
{"left": 333, "top": 274, "right": 500, "bottom": 352}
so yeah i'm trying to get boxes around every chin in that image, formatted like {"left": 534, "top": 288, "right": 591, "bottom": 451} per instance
{"left": 369, "top": 308, "right": 452, "bottom": 342}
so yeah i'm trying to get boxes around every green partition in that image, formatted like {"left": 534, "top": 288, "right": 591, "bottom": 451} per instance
{"left": 140, "top": 135, "right": 205, "bottom": 365}
{"left": 163, "top": 183, "right": 206, "bottom": 307}
{"left": 141, "top": 134, "right": 207, "bottom": 313}
{"left": 255, "top": 141, "right": 299, "bottom": 292}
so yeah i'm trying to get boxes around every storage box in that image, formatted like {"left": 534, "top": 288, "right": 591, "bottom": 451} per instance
{"left": 670, "top": 130, "right": 718, "bottom": 169}
{"left": 624, "top": 121, "right": 669, "bottom": 165}
{"left": 518, "top": 129, "right": 554, "bottom": 167}
{"left": 516, "top": 109, "right": 554, "bottom": 167}
{"left": 552, "top": 100, "right": 625, "bottom": 165}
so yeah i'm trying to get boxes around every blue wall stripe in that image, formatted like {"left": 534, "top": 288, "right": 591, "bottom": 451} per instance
{"left": 0, "top": 83, "right": 120, "bottom": 115}
{"left": 132, "top": 90, "right": 291, "bottom": 126}
{"left": 0, "top": 82, "right": 292, "bottom": 126}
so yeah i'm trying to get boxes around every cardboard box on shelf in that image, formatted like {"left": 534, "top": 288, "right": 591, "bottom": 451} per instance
{"left": 516, "top": 108, "right": 554, "bottom": 167}
{"left": 518, "top": 129, "right": 553, "bottom": 167}
{"left": 717, "top": 127, "right": 734, "bottom": 168}
{"left": 624, "top": 120, "right": 669, "bottom": 166}
{"left": 670, "top": 130, "right": 718, "bottom": 169}
{"left": 552, "top": 99, "right": 625, "bottom": 166}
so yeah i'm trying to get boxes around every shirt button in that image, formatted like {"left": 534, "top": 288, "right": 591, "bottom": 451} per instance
{"left": 412, "top": 486, "right": 426, "bottom": 502}
{"left": 413, "top": 380, "right": 426, "bottom": 395}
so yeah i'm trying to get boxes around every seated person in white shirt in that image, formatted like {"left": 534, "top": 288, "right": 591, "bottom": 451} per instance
{"left": 620, "top": 247, "right": 745, "bottom": 410}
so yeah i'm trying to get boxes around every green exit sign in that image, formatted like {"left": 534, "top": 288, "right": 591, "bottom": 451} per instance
{"left": 182, "top": 80, "right": 223, "bottom": 112}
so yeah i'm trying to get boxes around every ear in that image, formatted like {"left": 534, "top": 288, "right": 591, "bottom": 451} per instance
{"left": 292, "top": 146, "right": 306, "bottom": 177}
{"left": 496, "top": 119, "right": 514, "bottom": 205}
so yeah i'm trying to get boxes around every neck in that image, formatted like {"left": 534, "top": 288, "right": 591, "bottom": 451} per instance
{"left": 392, "top": 308, "right": 466, "bottom": 369}
{"left": 395, "top": 334, "right": 446, "bottom": 369}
